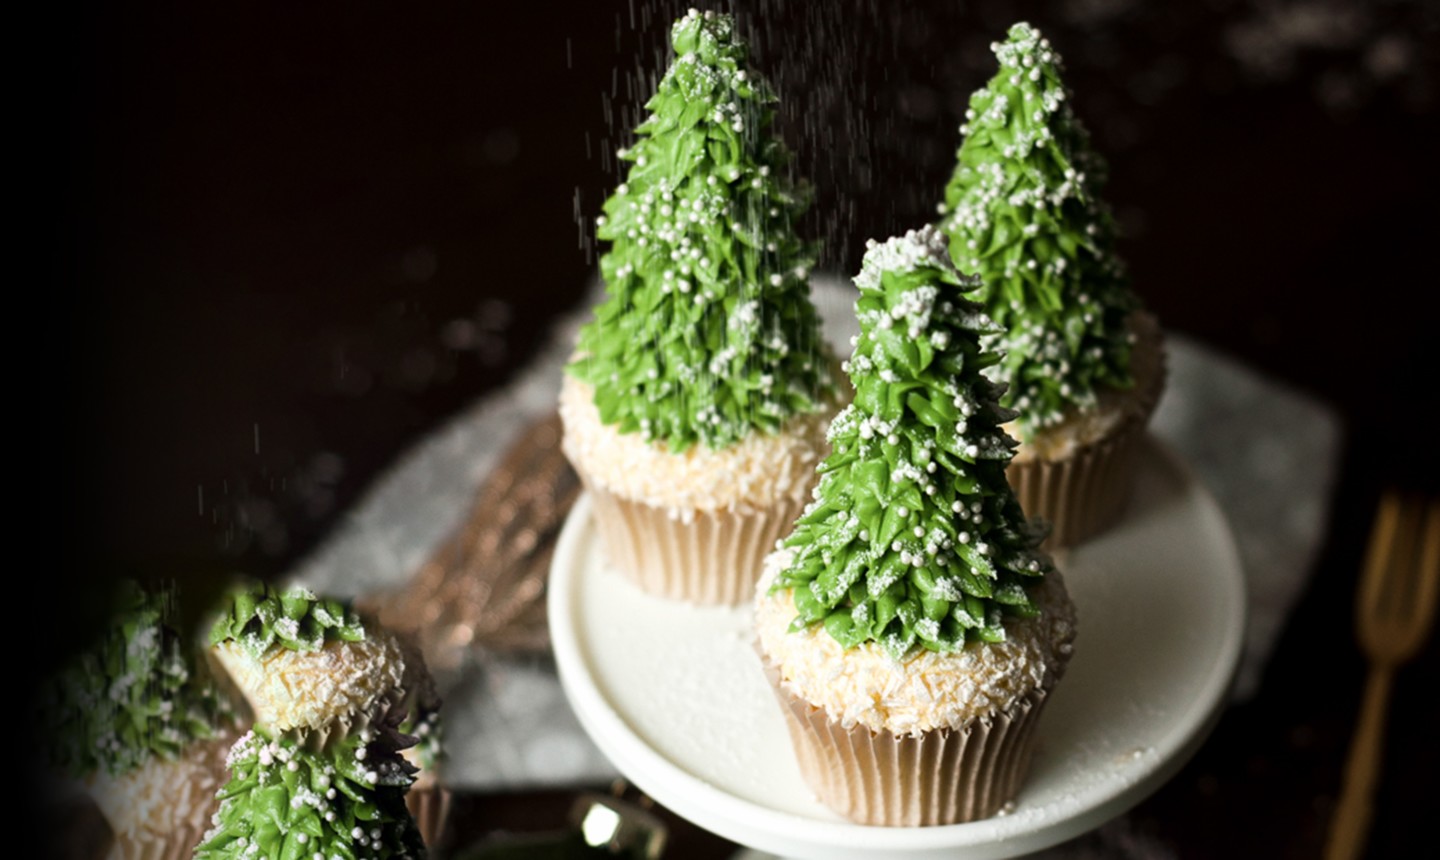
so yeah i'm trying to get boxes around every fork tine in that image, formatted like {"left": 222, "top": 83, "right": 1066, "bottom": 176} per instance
{"left": 1386, "top": 497, "right": 1428, "bottom": 613}
{"left": 1359, "top": 491, "right": 1401, "bottom": 619}
{"left": 1412, "top": 499, "right": 1440, "bottom": 628}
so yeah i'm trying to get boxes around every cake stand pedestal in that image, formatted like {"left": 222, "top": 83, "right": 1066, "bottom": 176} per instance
{"left": 548, "top": 437, "right": 1246, "bottom": 859}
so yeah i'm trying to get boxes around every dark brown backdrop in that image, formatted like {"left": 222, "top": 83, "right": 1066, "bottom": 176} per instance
{"left": 50, "top": 1, "right": 1439, "bottom": 857}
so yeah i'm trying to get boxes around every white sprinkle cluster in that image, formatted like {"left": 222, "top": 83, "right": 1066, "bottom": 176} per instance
{"left": 1006, "top": 310, "right": 1165, "bottom": 462}
{"left": 853, "top": 226, "right": 954, "bottom": 293}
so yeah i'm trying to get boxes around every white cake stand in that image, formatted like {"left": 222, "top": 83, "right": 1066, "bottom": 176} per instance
{"left": 548, "top": 437, "right": 1246, "bottom": 860}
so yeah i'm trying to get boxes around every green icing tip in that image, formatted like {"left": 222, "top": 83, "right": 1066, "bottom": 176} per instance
{"left": 38, "top": 579, "right": 233, "bottom": 779}
{"left": 774, "top": 226, "right": 1052, "bottom": 660}
{"left": 568, "top": 8, "right": 833, "bottom": 453}
{"left": 938, "top": 21, "right": 1138, "bottom": 441}
{"left": 195, "top": 728, "right": 423, "bottom": 860}
{"left": 210, "top": 581, "right": 366, "bottom": 660}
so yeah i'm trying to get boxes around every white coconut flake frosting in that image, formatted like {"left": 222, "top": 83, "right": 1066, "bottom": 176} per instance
{"left": 212, "top": 632, "right": 405, "bottom": 732}
{"left": 86, "top": 732, "right": 233, "bottom": 839}
{"left": 559, "top": 373, "right": 837, "bottom": 518}
{"left": 755, "top": 549, "right": 1077, "bottom": 736}
{"left": 1008, "top": 310, "right": 1165, "bottom": 463}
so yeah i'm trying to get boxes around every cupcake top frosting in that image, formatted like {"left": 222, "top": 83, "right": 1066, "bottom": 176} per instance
{"left": 209, "top": 581, "right": 366, "bottom": 660}
{"left": 210, "top": 629, "right": 406, "bottom": 734}
{"left": 770, "top": 227, "right": 1055, "bottom": 661}
{"left": 567, "top": 8, "right": 834, "bottom": 453}
{"left": 937, "top": 22, "right": 1139, "bottom": 442}
{"left": 758, "top": 552, "right": 1075, "bottom": 734}
{"left": 559, "top": 373, "right": 833, "bottom": 516}
{"left": 38, "top": 579, "right": 234, "bottom": 779}
{"left": 84, "top": 732, "right": 234, "bottom": 840}
{"left": 208, "top": 582, "right": 408, "bottom": 734}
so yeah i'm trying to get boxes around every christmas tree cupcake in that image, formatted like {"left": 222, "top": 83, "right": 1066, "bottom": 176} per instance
{"left": 195, "top": 582, "right": 428, "bottom": 859}
{"left": 937, "top": 22, "right": 1165, "bottom": 548}
{"left": 755, "top": 226, "right": 1076, "bottom": 825}
{"left": 561, "top": 8, "right": 842, "bottom": 605}
{"left": 38, "top": 579, "right": 239, "bottom": 860}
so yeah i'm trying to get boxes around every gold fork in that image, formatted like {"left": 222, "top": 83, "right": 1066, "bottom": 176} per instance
{"left": 1326, "top": 489, "right": 1440, "bottom": 860}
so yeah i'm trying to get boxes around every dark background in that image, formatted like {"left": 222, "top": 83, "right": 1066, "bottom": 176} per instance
{"left": 52, "top": 0, "right": 1439, "bottom": 857}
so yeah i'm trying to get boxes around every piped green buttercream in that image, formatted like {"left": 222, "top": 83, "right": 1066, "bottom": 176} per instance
{"left": 772, "top": 227, "right": 1052, "bottom": 660}
{"left": 38, "top": 579, "right": 234, "bottom": 779}
{"left": 938, "top": 22, "right": 1138, "bottom": 441}
{"left": 194, "top": 728, "right": 424, "bottom": 860}
{"left": 209, "top": 581, "right": 366, "bottom": 660}
{"left": 568, "top": 8, "right": 833, "bottom": 452}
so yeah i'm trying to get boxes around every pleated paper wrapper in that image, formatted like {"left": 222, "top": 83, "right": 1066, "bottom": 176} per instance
{"left": 585, "top": 481, "right": 808, "bottom": 606}
{"left": 763, "top": 660, "right": 1056, "bottom": 826}
{"left": 406, "top": 780, "right": 453, "bottom": 851}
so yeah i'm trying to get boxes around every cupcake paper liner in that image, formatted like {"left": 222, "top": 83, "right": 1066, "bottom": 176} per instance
{"left": 586, "top": 481, "right": 807, "bottom": 605}
{"left": 406, "top": 782, "right": 454, "bottom": 850}
{"left": 770, "top": 678, "right": 1051, "bottom": 826}
{"left": 1006, "top": 415, "right": 1147, "bottom": 549}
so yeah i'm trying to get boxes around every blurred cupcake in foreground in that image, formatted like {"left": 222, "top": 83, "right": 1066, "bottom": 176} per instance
{"left": 562, "top": 9, "right": 842, "bottom": 605}
{"left": 756, "top": 228, "right": 1076, "bottom": 825}
{"left": 937, "top": 22, "right": 1165, "bottom": 548}
{"left": 37, "top": 579, "right": 240, "bottom": 860}
{"left": 195, "top": 581, "right": 428, "bottom": 859}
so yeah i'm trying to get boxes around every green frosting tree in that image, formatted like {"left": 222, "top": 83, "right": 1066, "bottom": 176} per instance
{"left": 938, "top": 22, "right": 1137, "bottom": 440}
{"left": 210, "top": 581, "right": 366, "bottom": 659}
{"left": 568, "top": 8, "right": 833, "bottom": 452}
{"left": 772, "top": 227, "right": 1052, "bottom": 660}
{"left": 195, "top": 730, "right": 424, "bottom": 860}
{"left": 38, "top": 579, "right": 234, "bottom": 779}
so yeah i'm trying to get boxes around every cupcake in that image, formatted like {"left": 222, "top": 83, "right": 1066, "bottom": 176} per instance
{"left": 756, "top": 227, "right": 1076, "bottom": 825}
{"left": 936, "top": 22, "right": 1165, "bottom": 548}
{"left": 561, "top": 8, "right": 842, "bottom": 605}
{"left": 195, "top": 582, "right": 428, "bottom": 859}
{"left": 37, "top": 579, "right": 240, "bottom": 860}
